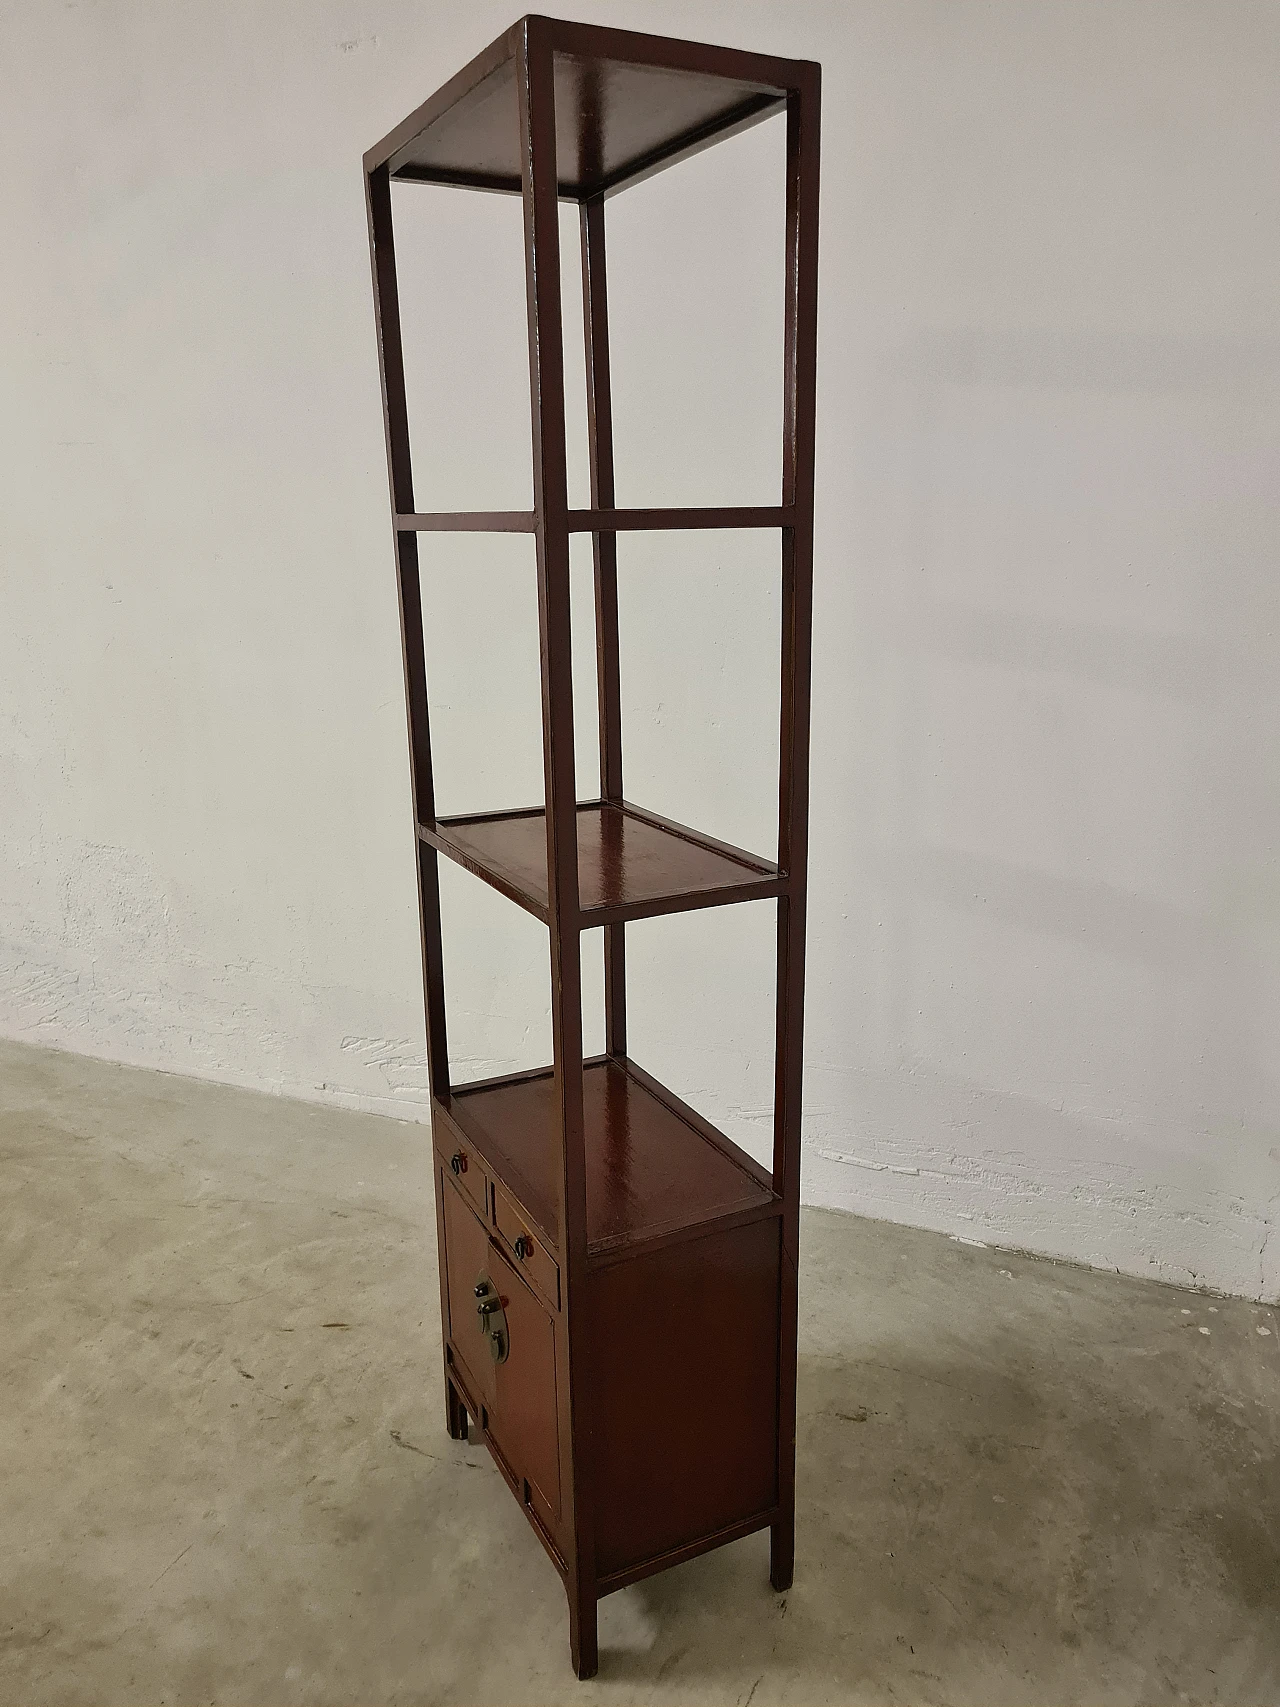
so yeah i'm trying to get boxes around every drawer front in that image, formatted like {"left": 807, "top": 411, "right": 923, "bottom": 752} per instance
{"left": 441, "top": 1174, "right": 497, "bottom": 1412}
{"left": 438, "top": 1134, "right": 487, "bottom": 1222}
{"left": 488, "top": 1243, "right": 560, "bottom": 1518}
{"left": 492, "top": 1183, "right": 560, "bottom": 1311}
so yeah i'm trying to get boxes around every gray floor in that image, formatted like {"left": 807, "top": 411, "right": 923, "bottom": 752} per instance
{"left": 2, "top": 1037, "right": 1277, "bottom": 1706}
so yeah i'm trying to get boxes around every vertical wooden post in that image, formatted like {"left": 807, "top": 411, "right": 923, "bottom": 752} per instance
{"left": 365, "top": 162, "right": 457, "bottom": 1435}
{"left": 771, "top": 67, "right": 821, "bottom": 1595}
{"left": 579, "top": 195, "right": 626, "bottom": 1059}
{"left": 516, "top": 18, "right": 598, "bottom": 1680}
{"left": 365, "top": 166, "right": 450, "bottom": 1098}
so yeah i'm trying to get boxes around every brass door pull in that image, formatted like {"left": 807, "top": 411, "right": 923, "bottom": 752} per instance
{"left": 472, "top": 1272, "right": 509, "bottom": 1363}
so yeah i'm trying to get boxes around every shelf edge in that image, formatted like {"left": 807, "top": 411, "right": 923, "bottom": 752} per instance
{"left": 418, "top": 821, "right": 549, "bottom": 923}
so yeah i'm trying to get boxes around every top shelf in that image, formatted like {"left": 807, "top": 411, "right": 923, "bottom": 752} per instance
{"left": 365, "top": 14, "right": 816, "bottom": 201}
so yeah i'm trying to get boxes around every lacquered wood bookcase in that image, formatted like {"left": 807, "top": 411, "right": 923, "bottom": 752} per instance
{"left": 364, "top": 15, "right": 818, "bottom": 1679}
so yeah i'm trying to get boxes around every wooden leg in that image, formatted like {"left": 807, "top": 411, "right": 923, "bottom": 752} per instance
{"left": 568, "top": 1576, "right": 598, "bottom": 1680}
{"left": 445, "top": 1376, "right": 468, "bottom": 1442}
{"left": 770, "top": 1515, "right": 794, "bottom": 1592}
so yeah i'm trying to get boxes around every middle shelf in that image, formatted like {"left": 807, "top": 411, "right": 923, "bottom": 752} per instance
{"left": 419, "top": 798, "right": 783, "bottom": 926}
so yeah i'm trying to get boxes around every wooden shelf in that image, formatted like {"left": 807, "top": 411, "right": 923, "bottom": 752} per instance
{"left": 440, "top": 1055, "right": 777, "bottom": 1260}
{"left": 365, "top": 17, "right": 810, "bottom": 201}
{"left": 419, "top": 799, "right": 782, "bottom": 925}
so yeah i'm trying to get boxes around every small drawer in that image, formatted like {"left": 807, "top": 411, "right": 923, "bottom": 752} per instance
{"left": 492, "top": 1184, "right": 560, "bottom": 1311}
{"left": 440, "top": 1140, "right": 487, "bottom": 1221}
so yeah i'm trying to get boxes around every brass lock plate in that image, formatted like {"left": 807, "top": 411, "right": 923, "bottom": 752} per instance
{"left": 473, "top": 1272, "right": 509, "bottom": 1364}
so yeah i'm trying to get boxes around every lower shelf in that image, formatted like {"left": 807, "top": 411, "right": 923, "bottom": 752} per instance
{"left": 437, "top": 1055, "right": 776, "bottom": 1260}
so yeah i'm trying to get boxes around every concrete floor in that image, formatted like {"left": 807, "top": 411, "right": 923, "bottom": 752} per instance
{"left": 2, "top": 1038, "right": 1278, "bottom": 1706}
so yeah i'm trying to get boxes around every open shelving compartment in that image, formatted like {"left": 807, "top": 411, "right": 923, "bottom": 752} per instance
{"left": 365, "top": 14, "right": 819, "bottom": 1680}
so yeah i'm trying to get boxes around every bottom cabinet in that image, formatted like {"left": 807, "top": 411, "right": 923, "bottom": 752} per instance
{"left": 441, "top": 1162, "right": 784, "bottom": 1606}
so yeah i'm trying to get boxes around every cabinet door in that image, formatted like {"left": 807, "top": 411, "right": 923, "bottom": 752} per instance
{"left": 441, "top": 1171, "right": 497, "bottom": 1413}
{"left": 490, "top": 1245, "right": 560, "bottom": 1517}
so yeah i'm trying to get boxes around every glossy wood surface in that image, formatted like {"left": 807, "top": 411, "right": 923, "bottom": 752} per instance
{"left": 487, "top": 1239, "right": 562, "bottom": 1516}
{"left": 589, "top": 1216, "right": 780, "bottom": 1578}
{"left": 421, "top": 799, "right": 780, "bottom": 925}
{"left": 517, "top": 21, "right": 598, "bottom": 1675}
{"left": 769, "top": 73, "right": 821, "bottom": 1598}
{"left": 441, "top": 1173, "right": 498, "bottom": 1411}
{"left": 368, "top": 16, "right": 804, "bottom": 199}
{"left": 579, "top": 196, "right": 626, "bottom": 1059}
{"left": 493, "top": 1178, "right": 562, "bottom": 1309}
{"left": 446, "top": 1140, "right": 488, "bottom": 1220}
{"left": 446, "top": 1056, "right": 776, "bottom": 1259}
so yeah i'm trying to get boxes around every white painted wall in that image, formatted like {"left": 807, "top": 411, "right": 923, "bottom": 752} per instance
{"left": 2, "top": 1, "right": 1277, "bottom": 1300}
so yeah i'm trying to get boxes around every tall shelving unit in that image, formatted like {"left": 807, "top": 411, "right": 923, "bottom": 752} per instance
{"left": 365, "top": 15, "right": 819, "bottom": 1680}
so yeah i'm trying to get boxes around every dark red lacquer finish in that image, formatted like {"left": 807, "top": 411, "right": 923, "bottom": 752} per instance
{"left": 446, "top": 1055, "right": 774, "bottom": 1256}
{"left": 420, "top": 800, "right": 780, "bottom": 925}
{"left": 364, "top": 14, "right": 819, "bottom": 1679}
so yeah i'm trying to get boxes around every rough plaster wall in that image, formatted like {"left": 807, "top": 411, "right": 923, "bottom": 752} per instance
{"left": 1, "top": 1, "right": 1277, "bottom": 1300}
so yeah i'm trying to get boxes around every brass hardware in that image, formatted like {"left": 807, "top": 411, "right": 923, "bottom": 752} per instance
{"left": 472, "top": 1272, "right": 509, "bottom": 1363}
